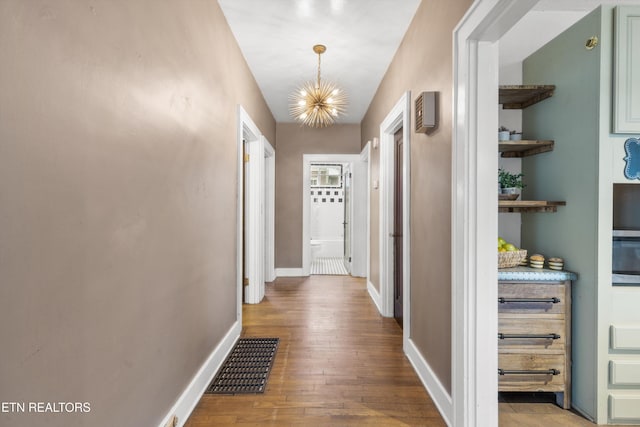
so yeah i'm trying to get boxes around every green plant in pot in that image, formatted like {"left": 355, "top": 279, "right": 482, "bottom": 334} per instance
{"left": 498, "top": 168, "right": 525, "bottom": 197}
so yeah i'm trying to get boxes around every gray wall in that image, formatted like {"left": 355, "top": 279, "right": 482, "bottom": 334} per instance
{"left": 521, "top": 8, "right": 601, "bottom": 417}
{"left": 0, "top": 1, "right": 275, "bottom": 426}
{"left": 360, "top": 0, "right": 473, "bottom": 393}
{"left": 275, "top": 123, "right": 361, "bottom": 268}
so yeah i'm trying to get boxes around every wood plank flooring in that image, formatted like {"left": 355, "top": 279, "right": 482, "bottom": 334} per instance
{"left": 499, "top": 392, "right": 595, "bottom": 426}
{"left": 185, "top": 275, "right": 596, "bottom": 426}
{"left": 185, "top": 275, "right": 445, "bottom": 426}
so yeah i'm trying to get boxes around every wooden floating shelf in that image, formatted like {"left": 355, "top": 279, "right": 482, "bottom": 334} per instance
{"left": 499, "top": 200, "right": 566, "bottom": 213}
{"left": 499, "top": 85, "right": 555, "bottom": 109}
{"left": 499, "top": 140, "right": 554, "bottom": 158}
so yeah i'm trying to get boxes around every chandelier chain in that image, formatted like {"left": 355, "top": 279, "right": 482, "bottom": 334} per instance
{"left": 316, "top": 52, "right": 321, "bottom": 89}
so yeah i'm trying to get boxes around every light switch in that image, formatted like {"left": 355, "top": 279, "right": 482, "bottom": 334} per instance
{"left": 373, "top": 180, "right": 379, "bottom": 189}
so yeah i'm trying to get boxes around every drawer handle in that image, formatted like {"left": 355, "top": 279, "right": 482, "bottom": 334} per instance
{"left": 498, "top": 368, "right": 560, "bottom": 376}
{"left": 498, "top": 333, "right": 561, "bottom": 340}
{"left": 498, "top": 297, "right": 560, "bottom": 304}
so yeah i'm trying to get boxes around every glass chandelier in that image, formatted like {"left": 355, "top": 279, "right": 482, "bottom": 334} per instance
{"left": 289, "top": 44, "right": 347, "bottom": 128}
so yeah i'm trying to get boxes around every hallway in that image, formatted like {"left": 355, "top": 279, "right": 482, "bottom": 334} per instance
{"left": 185, "top": 276, "right": 444, "bottom": 426}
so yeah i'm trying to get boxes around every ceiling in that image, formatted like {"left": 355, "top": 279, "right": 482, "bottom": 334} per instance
{"left": 219, "top": 0, "right": 640, "bottom": 125}
{"left": 217, "top": 0, "right": 421, "bottom": 124}
{"left": 501, "top": 0, "right": 640, "bottom": 67}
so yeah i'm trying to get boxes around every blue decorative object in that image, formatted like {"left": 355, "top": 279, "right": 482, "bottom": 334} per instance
{"left": 623, "top": 137, "right": 640, "bottom": 180}
{"left": 498, "top": 266, "right": 577, "bottom": 282}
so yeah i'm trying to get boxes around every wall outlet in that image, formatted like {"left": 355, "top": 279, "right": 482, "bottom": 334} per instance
{"left": 163, "top": 415, "right": 178, "bottom": 427}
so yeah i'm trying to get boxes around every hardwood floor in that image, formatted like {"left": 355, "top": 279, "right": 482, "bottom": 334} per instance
{"left": 185, "top": 275, "right": 596, "bottom": 426}
{"left": 185, "top": 275, "right": 445, "bottom": 426}
{"left": 499, "top": 392, "right": 595, "bottom": 426}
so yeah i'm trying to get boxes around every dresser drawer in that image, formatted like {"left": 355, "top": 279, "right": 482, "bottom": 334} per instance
{"left": 498, "top": 353, "right": 565, "bottom": 391}
{"left": 498, "top": 283, "right": 566, "bottom": 315}
{"left": 498, "top": 317, "right": 565, "bottom": 351}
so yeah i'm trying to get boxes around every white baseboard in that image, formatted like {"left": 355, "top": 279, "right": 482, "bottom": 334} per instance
{"left": 405, "top": 338, "right": 453, "bottom": 426}
{"left": 265, "top": 271, "right": 276, "bottom": 283}
{"left": 158, "top": 321, "right": 241, "bottom": 427}
{"left": 367, "top": 280, "right": 383, "bottom": 315}
{"left": 275, "top": 268, "right": 305, "bottom": 277}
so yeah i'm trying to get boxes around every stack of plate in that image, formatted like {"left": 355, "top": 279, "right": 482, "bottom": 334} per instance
{"left": 519, "top": 256, "right": 528, "bottom": 266}
{"left": 530, "top": 254, "right": 545, "bottom": 269}
{"left": 548, "top": 257, "right": 564, "bottom": 271}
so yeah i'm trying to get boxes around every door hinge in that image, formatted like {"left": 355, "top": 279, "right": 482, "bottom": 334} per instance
{"left": 244, "top": 154, "right": 250, "bottom": 163}
{"left": 349, "top": 257, "right": 352, "bottom": 262}
{"left": 243, "top": 277, "right": 249, "bottom": 286}
{"left": 349, "top": 172, "right": 352, "bottom": 178}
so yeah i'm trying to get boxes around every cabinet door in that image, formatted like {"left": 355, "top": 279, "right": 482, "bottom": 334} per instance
{"left": 614, "top": 6, "right": 640, "bottom": 133}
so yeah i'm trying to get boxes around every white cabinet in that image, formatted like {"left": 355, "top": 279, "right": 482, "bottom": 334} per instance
{"left": 614, "top": 6, "right": 640, "bottom": 133}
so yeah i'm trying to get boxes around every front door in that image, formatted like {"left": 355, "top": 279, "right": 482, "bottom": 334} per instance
{"left": 394, "top": 129, "right": 404, "bottom": 327}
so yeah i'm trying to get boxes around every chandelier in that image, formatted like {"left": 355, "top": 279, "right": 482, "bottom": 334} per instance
{"left": 289, "top": 44, "right": 347, "bottom": 128}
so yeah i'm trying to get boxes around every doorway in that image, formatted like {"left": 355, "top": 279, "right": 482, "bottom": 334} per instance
{"left": 452, "top": 2, "right": 610, "bottom": 424}
{"left": 237, "top": 107, "right": 275, "bottom": 306}
{"left": 309, "top": 162, "right": 349, "bottom": 276}
{"left": 393, "top": 128, "right": 404, "bottom": 327}
{"left": 302, "top": 154, "right": 367, "bottom": 277}
{"left": 378, "top": 92, "right": 411, "bottom": 333}
{"left": 243, "top": 135, "right": 275, "bottom": 303}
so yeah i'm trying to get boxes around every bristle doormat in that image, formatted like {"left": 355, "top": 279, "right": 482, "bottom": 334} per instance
{"left": 205, "top": 337, "right": 279, "bottom": 394}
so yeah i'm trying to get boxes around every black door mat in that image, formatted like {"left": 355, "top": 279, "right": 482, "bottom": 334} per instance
{"left": 205, "top": 337, "right": 279, "bottom": 394}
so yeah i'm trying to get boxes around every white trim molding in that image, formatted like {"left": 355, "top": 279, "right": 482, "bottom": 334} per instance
{"left": 361, "top": 142, "right": 372, "bottom": 283}
{"left": 451, "top": 1, "right": 537, "bottom": 426}
{"left": 264, "top": 139, "right": 276, "bottom": 283}
{"left": 157, "top": 321, "right": 241, "bottom": 427}
{"left": 367, "top": 280, "right": 382, "bottom": 314}
{"left": 237, "top": 106, "right": 264, "bottom": 305}
{"left": 245, "top": 136, "right": 264, "bottom": 304}
{"left": 275, "top": 268, "right": 305, "bottom": 277}
{"left": 406, "top": 338, "right": 453, "bottom": 425}
{"left": 378, "top": 91, "right": 411, "bottom": 327}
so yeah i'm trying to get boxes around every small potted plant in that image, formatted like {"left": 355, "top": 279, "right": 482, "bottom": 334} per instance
{"left": 498, "top": 168, "right": 525, "bottom": 198}
{"left": 498, "top": 126, "right": 510, "bottom": 141}
{"left": 509, "top": 130, "right": 522, "bottom": 141}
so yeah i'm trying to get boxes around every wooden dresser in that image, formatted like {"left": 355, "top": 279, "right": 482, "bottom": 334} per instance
{"left": 498, "top": 279, "right": 572, "bottom": 408}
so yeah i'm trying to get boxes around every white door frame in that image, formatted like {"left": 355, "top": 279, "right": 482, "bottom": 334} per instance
{"left": 302, "top": 154, "right": 362, "bottom": 276}
{"left": 237, "top": 106, "right": 273, "bottom": 306}
{"left": 244, "top": 136, "right": 275, "bottom": 304}
{"left": 343, "top": 162, "right": 352, "bottom": 274}
{"left": 451, "top": 1, "right": 537, "bottom": 425}
{"left": 264, "top": 140, "right": 276, "bottom": 283}
{"left": 378, "top": 91, "right": 411, "bottom": 337}
{"left": 237, "top": 106, "right": 261, "bottom": 316}
{"left": 351, "top": 142, "right": 371, "bottom": 279}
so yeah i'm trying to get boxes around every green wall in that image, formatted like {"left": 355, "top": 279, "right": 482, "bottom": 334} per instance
{"left": 522, "top": 7, "right": 602, "bottom": 418}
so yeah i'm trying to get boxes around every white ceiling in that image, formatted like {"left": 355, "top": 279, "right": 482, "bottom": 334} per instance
{"left": 219, "top": 0, "right": 640, "bottom": 124}
{"left": 217, "top": 0, "right": 421, "bottom": 124}
{"left": 501, "top": 0, "right": 640, "bottom": 67}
